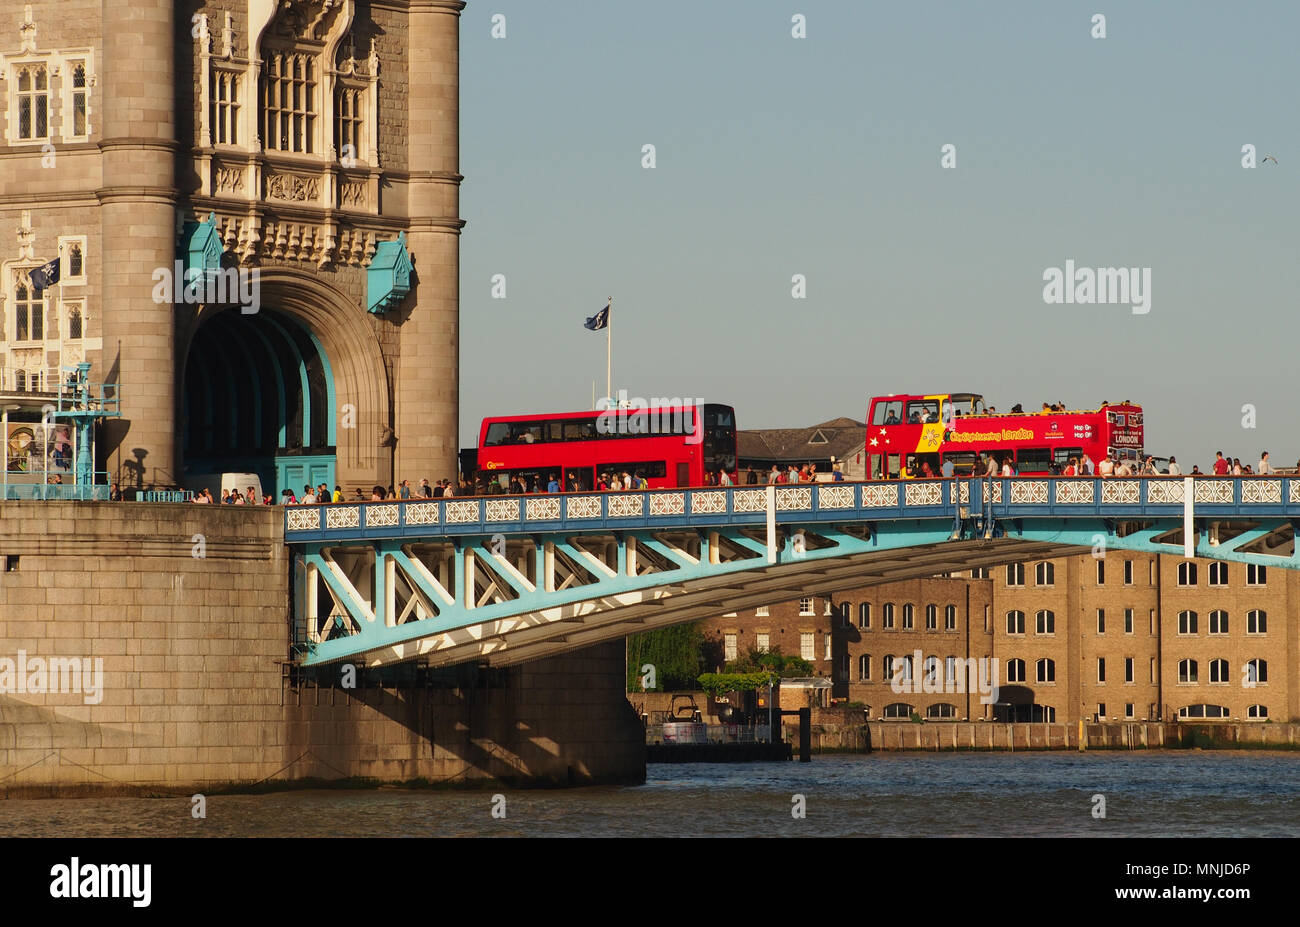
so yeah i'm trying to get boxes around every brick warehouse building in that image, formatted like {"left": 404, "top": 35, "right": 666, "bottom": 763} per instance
{"left": 0, "top": 0, "right": 464, "bottom": 493}
{"left": 699, "top": 552, "right": 1297, "bottom": 725}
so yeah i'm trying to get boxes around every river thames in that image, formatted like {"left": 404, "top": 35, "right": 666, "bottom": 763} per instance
{"left": 3, "top": 751, "right": 1298, "bottom": 837}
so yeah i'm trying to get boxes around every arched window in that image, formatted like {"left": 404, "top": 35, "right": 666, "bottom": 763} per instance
{"left": 262, "top": 50, "right": 318, "bottom": 153}
{"left": 1006, "top": 563, "right": 1024, "bottom": 587}
{"left": 858, "top": 602, "right": 871, "bottom": 629}
{"left": 1208, "top": 659, "right": 1229, "bottom": 684}
{"left": 1246, "top": 659, "right": 1267, "bottom": 685}
{"left": 1178, "top": 704, "right": 1227, "bottom": 719}
{"left": 14, "top": 369, "right": 26, "bottom": 391}
{"left": 1035, "top": 561, "right": 1054, "bottom": 586}
{"left": 1209, "top": 610, "right": 1228, "bottom": 635}
{"left": 882, "top": 603, "right": 895, "bottom": 629}
{"left": 1178, "top": 562, "right": 1197, "bottom": 586}
{"left": 1036, "top": 610, "right": 1055, "bottom": 634}
{"left": 1007, "top": 658, "right": 1025, "bottom": 683}
{"left": 943, "top": 656, "right": 958, "bottom": 685}
{"left": 925, "top": 604, "right": 937, "bottom": 630}
{"left": 1208, "top": 561, "right": 1227, "bottom": 586}
{"left": 858, "top": 654, "right": 871, "bottom": 681}
{"left": 1036, "top": 658, "right": 1055, "bottom": 683}
{"left": 1006, "top": 610, "right": 1025, "bottom": 635}
{"left": 1178, "top": 610, "right": 1198, "bottom": 635}
{"left": 902, "top": 603, "right": 914, "bottom": 630}
{"left": 1178, "top": 659, "right": 1198, "bottom": 683}
{"left": 883, "top": 703, "right": 914, "bottom": 719}
{"left": 1247, "top": 704, "right": 1268, "bottom": 720}
{"left": 898, "top": 654, "right": 913, "bottom": 683}
{"left": 68, "top": 243, "right": 83, "bottom": 277}
{"left": 1247, "top": 610, "right": 1267, "bottom": 635}
{"left": 925, "top": 703, "right": 957, "bottom": 719}
{"left": 68, "top": 307, "right": 82, "bottom": 339}
{"left": 14, "top": 281, "right": 39, "bottom": 341}
{"left": 922, "top": 656, "right": 939, "bottom": 687}
{"left": 883, "top": 654, "right": 895, "bottom": 681}
{"left": 944, "top": 604, "right": 957, "bottom": 631}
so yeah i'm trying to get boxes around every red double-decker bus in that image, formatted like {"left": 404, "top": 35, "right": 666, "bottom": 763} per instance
{"left": 475, "top": 403, "right": 738, "bottom": 492}
{"left": 865, "top": 392, "right": 1143, "bottom": 478}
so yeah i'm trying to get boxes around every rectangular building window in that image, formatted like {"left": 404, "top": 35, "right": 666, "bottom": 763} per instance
{"left": 1096, "top": 609, "right": 1105, "bottom": 634}
{"left": 723, "top": 633, "right": 737, "bottom": 663}
{"left": 69, "top": 61, "right": 88, "bottom": 137}
{"left": 1247, "top": 564, "right": 1266, "bottom": 586}
{"left": 262, "top": 51, "right": 317, "bottom": 153}
{"left": 1123, "top": 560, "right": 1133, "bottom": 585}
{"left": 1124, "top": 609, "right": 1133, "bottom": 634}
{"left": 1125, "top": 657, "right": 1133, "bottom": 683}
{"left": 16, "top": 65, "right": 49, "bottom": 140}
{"left": 335, "top": 85, "right": 363, "bottom": 163}
{"left": 824, "top": 635, "right": 832, "bottom": 661}
{"left": 798, "top": 597, "right": 813, "bottom": 616}
{"left": 756, "top": 632, "right": 769, "bottom": 653}
{"left": 1150, "top": 657, "right": 1157, "bottom": 684}
{"left": 1125, "top": 703, "right": 1134, "bottom": 719}
{"left": 800, "top": 632, "right": 815, "bottom": 662}
{"left": 1097, "top": 703, "right": 1106, "bottom": 720}
{"left": 1097, "top": 658, "right": 1106, "bottom": 683}
{"left": 755, "top": 605, "right": 769, "bottom": 617}
{"left": 212, "top": 70, "right": 241, "bottom": 145}
{"left": 1096, "top": 560, "right": 1105, "bottom": 585}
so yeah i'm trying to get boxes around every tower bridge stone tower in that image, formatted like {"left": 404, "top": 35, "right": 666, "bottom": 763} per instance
{"left": 0, "top": 0, "right": 464, "bottom": 493}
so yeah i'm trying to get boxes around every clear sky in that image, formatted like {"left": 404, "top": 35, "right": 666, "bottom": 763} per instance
{"left": 458, "top": 1, "right": 1299, "bottom": 471}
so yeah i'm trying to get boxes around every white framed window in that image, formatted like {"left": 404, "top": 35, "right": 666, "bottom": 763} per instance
{"left": 823, "top": 599, "right": 833, "bottom": 616}
{"left": 1006, "top": 659, "right": 1025, "bottom": 683}
{"left": 65, "top": 60, "right": 89, "bottom": 138}
{"left": 922, "top": 656, "right": 939, "bottom": 688}
{"left": 970, "top": 566, "right": 989, "bottom": 579}
{"left": 1208, "top": 658, "right": 1229, "bottom": 684}
{"left": 335, "top": 82, "right": 364, "bottom": 162}
{"left": 1096, "top": 560, "right": 1105, "bottom": 585}
{"left": 755, "top": 605, "right": 769, "bottom": 617}
{"left": 262, "top": 49, "right": 318, "bottom": 153}
{"left": 1177, "top": 610, "right": 1197, "bottom": 635}
{"left": 1097, "top": 703, "right": 1106, "bottom": 719}
{"left": 1036, "top": 658, "right": 1055, "bottom": 683}
{"left": 1247, "top": 704, "right": 1268, "bottom": 719}
{"left": 13, "top": 62, "right": 50, "bottom": 141}
{"left": 858, "top": 602, "right": 870, "bottom": 629}
{"left": 1096, "top": 657, "right": 1106, "bottom": 683}
{"left": 798, "top": 597, "right": 813, "bottom": 616}
{"left": 1005, "top": 563, "right": 1024, "bottom": 587}
{"left": 1247, "top": 609, "right": 1266, "bottom": 635}
{"left": 211, "top": 68, "right": 242, "bottom": 146}
{"left": 723, "top": 633, "right": 737, "bottom": 663}
{"left": 1006, "top": 610, "right": 1025, "bottom": 635}
{"left": 1124, "top": 559, "right": 1134, "bottom": 585}
{"left": 1125, "top": 703, "right": 1135, "bottom": 719}
{"left": 1247, "top": 564, "right": 1266, "bottom": 586}
{"left": 1177, "top": 562, "right": 1197, "bottom": 586}
{"left": 1209, "top": 610, "right": 1228, "bottom": 635}
{"left": 1096, "top": 608, "right": 1105, "bottom": 634}
{"left": 1034, "top": 561, "right": 1054, "bottom": 586}
{"left": 925, "top": 604, "right": 937, "bottom": 631}
{"left": 800, "top": 632, "right": 814, "bottom": 661}
{"left": 1208, "top": 561, "right": 1228, "bottom": 586}
{"left": 858, "top": 653, "right": 871, "bottom": 681}
{"left": 1124, "top": 608, "right": 1133, "bottom": 634}
{"left": 1124, "top": 657, "right": 1133, "bottom": 683}
{"left": 1150, "top": 657, "right": 1157, "bottom": 684}
{"left": 901, "top": 603, "right": 914, "bottom": 630}
{"left": 944, "top": 605, "right": 957, "bottom": 631}
{"left": 1246, "top": 659, "right": 1267, "bottom": 685}
{"left": 10, "top": 274, "right": 45, "bottom": 342}
{"left": 755, "top": 632, "right": 769, "bottom": 653}
{"left": 882, "top": 602, "right": 895, "bottom": 629}
{"left": 62, "top": 300, "right": 84, "bottom": 340}
{"left": 944, "top": 656, "right": 957, "bottom": 685}
{"left": 823, "top": 635, "right": 832, "bottom": 661}
{"left": 1036, "top": 610, "right": 1055, "bottom": 635}
{"left": 58, "top": 236, "right": 86, "bottom": 286}
{"left": 1178, "top": 659, "right": 1197, "bottom": 684}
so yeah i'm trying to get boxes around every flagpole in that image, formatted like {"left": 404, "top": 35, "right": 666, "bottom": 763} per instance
{"left": 606, "top": 296, "right": 612, "bottom": 401}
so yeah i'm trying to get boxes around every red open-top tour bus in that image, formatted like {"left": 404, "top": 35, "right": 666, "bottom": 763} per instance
{"left": 866, "top": 392, "right": 1143, "bottom": 478}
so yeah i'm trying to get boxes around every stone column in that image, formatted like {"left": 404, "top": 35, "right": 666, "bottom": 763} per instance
{"left": 97, "top": 0, "right": 178, "bottom": 487}
{"left": 398, "top": 1, "right": 466, "bottom": 487}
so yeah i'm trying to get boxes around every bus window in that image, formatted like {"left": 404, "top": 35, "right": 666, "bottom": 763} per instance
{"left": 484, "top": 422, "right": 512, "bottom": 446}
{"left": 1052, "top": 447, "right": 1083, "bottom": 467}
{"left": 906, "top": 400, "right": 939, "bottom": 424}
{"left": 869, "top": 454, "right": 884, "bottom": 480}
{"left": 887, "top": 454, "right": 901, "bottom": 479}
{"left": 873, "top": 401, "right": 904, "bottom": 426}
{"left": 943, "top": 452, "right": 976, "bottom": 475}
{"left": 562, "top": 419, "right": 597, "bottom": 441}
{"left": 513, "top": 422, "right": 544, "bottom": 444}
{"left": 1016, "top": 447, "right": 1052, "bottom": 473}
{"left": 564, "top": 467, "right": 593, "bottom": 492}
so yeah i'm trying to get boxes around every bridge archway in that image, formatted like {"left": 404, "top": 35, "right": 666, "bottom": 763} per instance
{"left": 180, "top": 270, "right": 391, "bottom": 497}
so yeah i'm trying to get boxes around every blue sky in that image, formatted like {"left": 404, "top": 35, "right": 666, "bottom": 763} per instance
{"left": 457, "top": 1, "right": 1299, "bottom": 469}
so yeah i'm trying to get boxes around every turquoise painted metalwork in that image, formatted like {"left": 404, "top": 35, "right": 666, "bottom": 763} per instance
{"left": 366, "top": 231, "right": 412, "bottom": 314}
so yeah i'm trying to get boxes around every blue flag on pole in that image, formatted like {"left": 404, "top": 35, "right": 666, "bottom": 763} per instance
{"left": 28, "top": 258, "right": 60, "bottom": 292}
{"left": 584, "top": 303, "right": 610, "bottom": 331}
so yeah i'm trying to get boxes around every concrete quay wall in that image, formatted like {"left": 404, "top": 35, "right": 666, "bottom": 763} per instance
{"left": 0, "top": 503, "right": 645, "bottom": 795}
